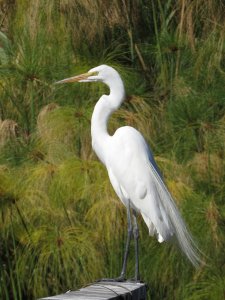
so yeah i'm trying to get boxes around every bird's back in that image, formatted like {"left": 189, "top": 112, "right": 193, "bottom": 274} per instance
{"left": 107, "top": 125, "right": 161, "bottom": 192}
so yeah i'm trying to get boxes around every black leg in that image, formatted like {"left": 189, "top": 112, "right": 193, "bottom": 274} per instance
{"left": 98, "top": 202, "right": 141, "bottom": 283}
{"left": 133, "top": 210, "right": 140, "bottom": 281}
{"left": 119, "top": 200, "right": 132, "bottom": 280}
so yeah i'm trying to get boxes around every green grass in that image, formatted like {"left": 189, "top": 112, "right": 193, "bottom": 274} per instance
{"left": 0, "top": 0, "right": 224, "bottom": 299}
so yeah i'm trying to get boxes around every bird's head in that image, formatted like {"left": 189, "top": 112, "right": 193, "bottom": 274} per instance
{"left": 55, "top": 65, "right": 121, "bottom": 86}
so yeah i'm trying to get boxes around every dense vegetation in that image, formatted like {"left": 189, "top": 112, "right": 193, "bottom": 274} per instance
{"left": 0, "top": 1, "right": 224, "bottom": 299}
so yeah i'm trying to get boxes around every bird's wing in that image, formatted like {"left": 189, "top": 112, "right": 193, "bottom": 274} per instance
{"left": 107, "top": 126, "right": 172, "bottom": 236}
{"left": 107, "top": 126, "right": 201, "bottom": 266}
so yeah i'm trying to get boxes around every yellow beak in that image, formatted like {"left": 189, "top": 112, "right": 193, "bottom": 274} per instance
{"left": 55, "top": 72, "right": 94, "bottom": 84}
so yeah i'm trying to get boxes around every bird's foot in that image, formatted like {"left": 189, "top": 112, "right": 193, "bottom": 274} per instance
{"left": 96, "top": 275, "right": 126, "bottom": 283}
{"left": 126, "top": 276, "right": 141, "bottom": 283}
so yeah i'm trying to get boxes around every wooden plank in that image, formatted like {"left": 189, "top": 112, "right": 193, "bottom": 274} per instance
{"left": 39, "top": 281, "right": 147, "bottom": 300}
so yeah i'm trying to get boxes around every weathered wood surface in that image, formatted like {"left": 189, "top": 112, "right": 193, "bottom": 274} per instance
{"left": 39, "top": 281, "right": 147, "bottom": 300}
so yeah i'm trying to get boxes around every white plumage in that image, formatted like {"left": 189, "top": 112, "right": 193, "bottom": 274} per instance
{"left": 56, "top": 64, "right": 201, "bottom": 279}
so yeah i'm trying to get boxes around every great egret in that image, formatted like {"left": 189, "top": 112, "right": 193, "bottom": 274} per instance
{"left": 56, "top": 65, "right": 201, "bottom": 281}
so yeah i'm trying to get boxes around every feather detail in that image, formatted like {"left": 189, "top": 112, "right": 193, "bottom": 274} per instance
{"left": 146, "top": 160, "right": 202, "bottom": 267}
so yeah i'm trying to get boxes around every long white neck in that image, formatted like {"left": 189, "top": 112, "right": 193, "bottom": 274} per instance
{"left": 91, "top": 76, "right": 125, "bottom": 164}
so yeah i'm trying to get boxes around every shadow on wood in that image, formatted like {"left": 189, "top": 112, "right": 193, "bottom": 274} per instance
{"left": 39, "top": 281, "right": 147, "bottom": 300}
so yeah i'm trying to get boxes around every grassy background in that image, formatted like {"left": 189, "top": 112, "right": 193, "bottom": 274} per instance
{"left": 0, "top": 1, "right": 224, "bottom": 299}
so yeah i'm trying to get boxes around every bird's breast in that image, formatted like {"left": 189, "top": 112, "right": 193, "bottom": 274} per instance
{"left": 91, "top": 136, "right": 111, "bottom": 166}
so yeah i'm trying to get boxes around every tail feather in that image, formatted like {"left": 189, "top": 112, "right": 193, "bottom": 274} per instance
{"left": 147, "top": 161, "right": 202, "bottom": 267}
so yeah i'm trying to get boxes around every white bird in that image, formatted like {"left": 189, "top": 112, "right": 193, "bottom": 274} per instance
{"left": 56, "top": 65, "right": 201, "bottom": 281}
